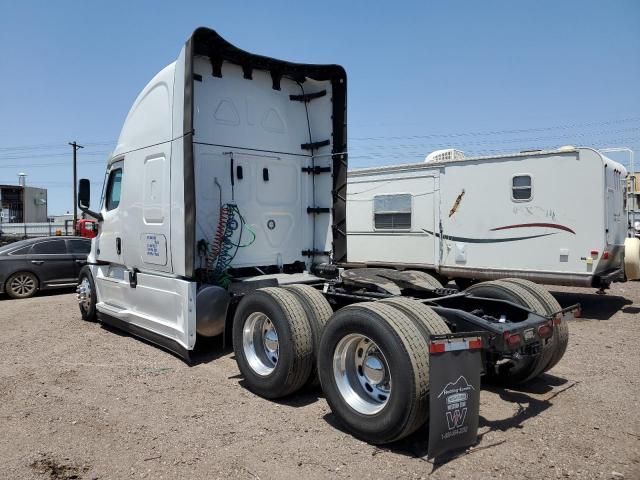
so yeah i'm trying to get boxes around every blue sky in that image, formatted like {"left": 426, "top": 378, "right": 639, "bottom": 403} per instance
{"left": 1, "top": 0, "right": 639, "bottom": 214}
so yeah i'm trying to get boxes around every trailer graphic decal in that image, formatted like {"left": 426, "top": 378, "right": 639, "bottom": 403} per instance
{"left": 422, "top": 229, "right": 556, "bottom": 244}
{"left": 490, "top": 222, "right": 576, "bottom": 234}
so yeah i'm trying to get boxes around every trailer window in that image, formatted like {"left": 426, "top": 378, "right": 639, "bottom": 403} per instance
{"left": 373, "top": 194, "right": 412, "bottom": 229}
{"left": 512, "top": 175, "right": 532, "bottom": 201}
{"left": 106, "top": 168, "right": 123, "bottom": 211}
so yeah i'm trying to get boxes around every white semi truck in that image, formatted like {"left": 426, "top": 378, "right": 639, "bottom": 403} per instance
{"left": 76, "top": 28, "right": 578, "bottom": 444}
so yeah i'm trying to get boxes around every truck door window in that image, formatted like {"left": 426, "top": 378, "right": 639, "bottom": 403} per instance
{"left": 512, "top": 175, "right": 532, "bottom": 201}
{"left": 373, "top": 194, "right": 412, "bottom": 230}
{"left": 106, "top": 168, "right": 123, "bottom": 211}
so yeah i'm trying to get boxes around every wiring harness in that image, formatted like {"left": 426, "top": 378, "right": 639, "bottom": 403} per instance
{"left": 204, "top": 203, "right": 255, "bottom": 287}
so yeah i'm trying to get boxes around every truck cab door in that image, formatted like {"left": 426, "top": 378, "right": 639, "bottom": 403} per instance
{"left": 96, "top": 160, "right": 124, "bottom": 265}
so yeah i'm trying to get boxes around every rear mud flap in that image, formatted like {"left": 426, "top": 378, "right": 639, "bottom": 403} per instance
{"left": 427, "top": 333, "right": 483, "bottom": 460}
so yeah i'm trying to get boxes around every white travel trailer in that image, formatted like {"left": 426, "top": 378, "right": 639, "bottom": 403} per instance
{"left": 347, "top": 147, "right": 640, "bottom": 289}
{"left": 75, "top": 28, "right": 579, "bottom": 445}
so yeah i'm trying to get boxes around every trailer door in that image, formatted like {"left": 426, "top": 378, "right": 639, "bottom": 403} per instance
{"left": 606, "top": 187, "right": 615, "bottom": 245}
{"left": 605, "top": 166, "right": 625, "bottom": 247}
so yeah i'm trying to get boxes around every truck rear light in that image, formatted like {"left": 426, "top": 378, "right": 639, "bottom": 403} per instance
{"left": 429, "top": 337, "right": 483, "bottom": 353}
{"left": 590, "top": 250, "right": 599, "bottom": 258}
{"left": 602, "top": 251, "right": 609, "bottom": 259}
{"left": 503, "top": 332, "right": 522, "bottom": 348}
{"left": 537, "top": 322, "right": 553, "bottom": 339}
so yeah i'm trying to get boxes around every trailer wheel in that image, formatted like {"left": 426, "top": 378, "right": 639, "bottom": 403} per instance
{"left": 318, "top": 302, "right": 430, "bottom": 444}
{"left": 500, "top": 278, "right": 568, "bottom": 373}
{"left": 403, "top": 270, "right": 443, "bottom": 288}
{"left": 380, "top": 297, "right": 450, "bottom": 339}
{"left": 77, "top": 267, "right": 97, "bottom": 322}
{"left": 283, "top": 284, "right": 333, "bottom": 385}
{"left": 465, "top": 280, "right": 553, "bottom": 384}
{"left": 232, "top": 287, "right": 313, "bottom": 399}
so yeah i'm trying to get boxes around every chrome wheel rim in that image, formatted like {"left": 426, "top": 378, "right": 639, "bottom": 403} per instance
{"left": 243, "top": 312, "right": 279, "bottom": 376}
{"left": 9, "top": 274, "right": 36, "bottom": 297}
{"left": 333, "top": 334, "right": 391, "bottom": 415}
{"left": 76, "top": 277, "right": 92, "bottom": 312}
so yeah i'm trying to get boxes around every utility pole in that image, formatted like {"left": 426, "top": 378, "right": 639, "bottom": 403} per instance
{"left": 69, "top": 141, "right": 84, "bottom": 233}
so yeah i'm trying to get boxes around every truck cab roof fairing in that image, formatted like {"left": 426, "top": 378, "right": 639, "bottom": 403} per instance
{"left": 182, "top": 27, "right": 348, "bottom": 277}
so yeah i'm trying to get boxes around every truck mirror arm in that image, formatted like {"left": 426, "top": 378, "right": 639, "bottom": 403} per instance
{"left": 78, "top": 206, "right": 103, "bottom": 222}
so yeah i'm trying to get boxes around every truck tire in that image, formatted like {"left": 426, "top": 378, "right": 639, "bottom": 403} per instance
{"left": 232, "top": 287, "right": 313, "bottom": 399}
{"left": 465, "top": 280, "right": 553, "bottom": 384}
{"left": 318, "top": 302, "right": 430, "bottom": 444}
{"left": 283, "top": 284, "right": 333, "bottom": 385}
{"left": 380, "top": 297, "right": 450, "bottom": 339}
{"left": 500, "top": 278, "right": 568, "bottom": 373}
{"left": 5, "top": 271, "right": 39, "bottom": 299}
{"left": 403, "top": 270, "right": 443, "bottom": 288}
{"left": 77, "top": 266, "right": 97, "bottom": 322}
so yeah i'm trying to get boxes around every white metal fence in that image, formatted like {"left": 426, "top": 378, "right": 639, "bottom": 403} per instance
{"left": 0, "top": 222, "right": 75, "bottom": 239}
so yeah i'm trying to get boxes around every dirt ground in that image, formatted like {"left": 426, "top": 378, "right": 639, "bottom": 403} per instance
{"left": 0, "top": 283, "right": 638, "bottom": 480}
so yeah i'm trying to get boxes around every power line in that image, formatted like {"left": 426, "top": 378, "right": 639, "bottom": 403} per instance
{"left": 350, "top": 116, "right": 640, "bottom": 141}
{"left": 349, "top": 140, "right": 640, "bottom": 163}
{"left": 0, "top": 150, "right": 111, "bottom": 161}
{"left": 0, "top": 159, "right": 106, "bottom": 169}
{"left": 0, "top": 140, "right": 114, "bottom": 152}
{"left": 348, "top": 128, "right": 640, "bottom": 153}
{"left": 350, "top": 136, "right": 640, "bottom": 156}
{"left": 1, "top": 129, "right": 636, "bottom": 166}
{"left": 0, "top": 115, "right": 638, "bottom": 151}
{"left": 0, "top": 180, "right": 102, "bottom": 186}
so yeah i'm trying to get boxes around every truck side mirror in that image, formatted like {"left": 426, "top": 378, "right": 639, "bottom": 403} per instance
{"left": 77, "top": 178, "right": 103, "bottom": 222}
{"left": 78, "top": 179, "right": 91, "bottom": 209}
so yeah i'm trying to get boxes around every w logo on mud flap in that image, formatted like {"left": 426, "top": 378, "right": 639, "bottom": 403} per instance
{"left": 437, "top": 376, "right": 474, "bottom": 431}
{"left": 446, "top": 407, "right": 467, "bottom": 430}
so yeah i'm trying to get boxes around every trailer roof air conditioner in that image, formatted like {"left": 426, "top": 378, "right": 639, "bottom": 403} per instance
{"left": 425, "top": 149, "right": 465, "bottom": 163}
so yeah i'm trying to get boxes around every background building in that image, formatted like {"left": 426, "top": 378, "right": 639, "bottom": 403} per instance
{"left": 0, "top": 176, "right": 48, "bottom": 223}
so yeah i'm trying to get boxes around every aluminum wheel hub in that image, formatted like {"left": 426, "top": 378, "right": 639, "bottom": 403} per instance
{"left": 243, "top": 312, "right": 279, "bottom": 376}
{"left": 76, "top": 278, "right": 92, "bottom": 311}
{"left": 333, "top": 334, "right": 391, "bottom": 415}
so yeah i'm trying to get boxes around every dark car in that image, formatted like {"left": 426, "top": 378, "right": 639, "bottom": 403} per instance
{"left": 0, "top": 236, "right": 91, "bottom": 299}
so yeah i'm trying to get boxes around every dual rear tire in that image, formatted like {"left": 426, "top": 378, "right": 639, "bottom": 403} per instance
{"left": 318, "top": 299, "right": 451, "bottom": 444}
{"left": 465, "top": 279, "right": 566, "bottom": 384}
{"left": 499, "top": 278, "right": 568, "bottom": 373}
{"left": 232, "top": 287, "right": 451, "bottom": 444}
{"left": 232, "top": 287, "right": 316, "bottom": 399}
